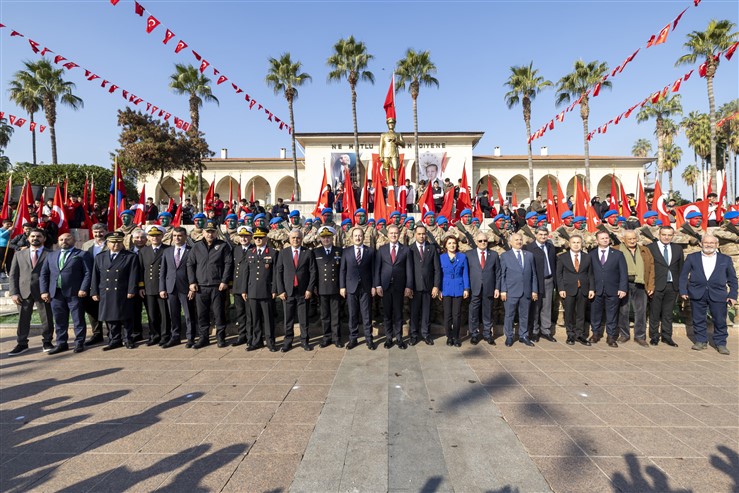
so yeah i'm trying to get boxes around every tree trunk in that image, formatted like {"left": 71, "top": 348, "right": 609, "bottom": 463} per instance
{"left": 197, "top": 163, "right": 203, "bottom": 212}
{"left": 30, "top": 112, "right": 36, "bottom": 166}
{"left": 50, "top": 125, "right": 58, "bottom": 165}
{"left": 289, "top": 99, "right": 299, "bottom": 201}
{"left": 707, "top": 74, "right": 718, "bottom": 192}
{"left": 668, "top": 170, "right": 673, "bottom": 196}
{"left": 725, "top": 149, "right": 734, "bottom": 205}
{"left": 413, "top": 95, "right": 419, "bottom": 185}
{"left": 580, "top": 101, "right": 591, "bottom": 191}
{"left": 351, "top": 83, "right": 361, "bottom": 185}
{"left": 523, "top": 98, "right": 534, "bottom": 201}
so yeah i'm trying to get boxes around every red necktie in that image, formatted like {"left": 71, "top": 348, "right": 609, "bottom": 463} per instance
{"left": 391, "top": 245, "right": 397, "bottom": 263}
{"left": 31, "top": 250, "right": 38, "bottom": 268}
{"left": 480, "top": 251, "right": 485, "bottom": 269}
{"left": 293, "top": 249, "right": 299, "bottom": 287}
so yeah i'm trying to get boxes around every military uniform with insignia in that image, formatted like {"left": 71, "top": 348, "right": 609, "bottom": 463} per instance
{"left": 138, "top": 226, "right": 171, "bottom": 345}
{"left": 312, "top": 227, "right": 343, "bottom": 347}
{"left": 243, "top": 226, "right": 278, "bottom": 351}
{"left": 230, "top": 226, "right": 254, "bottom": 348}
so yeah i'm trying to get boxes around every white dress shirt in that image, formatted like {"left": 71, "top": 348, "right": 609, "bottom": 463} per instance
{"left": 701, "top": 252, "right": 717, "bottom": 280}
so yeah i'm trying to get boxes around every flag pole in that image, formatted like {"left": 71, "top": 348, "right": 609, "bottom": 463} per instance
{"left": 113, "top": 156, "right": 119, "bottom": 230}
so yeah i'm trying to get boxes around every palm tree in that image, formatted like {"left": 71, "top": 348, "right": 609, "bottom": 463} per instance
{"left": 266, "top": 53, "right": 311, "bottom": 201}
{"left": 395, "top": 49, "right": 439, "bottom": 184}
{"left": 682, "top": 164, "right": 701, "bottom": 201}
{"left": 718, "top": 99, "right": 739, "bottom": 200}
{"left": 555, "top": 60, "right": 611, "bottom": 190}
{"left": 504, "top": 62, "right": 552, "bottom": 201}
{"left": 0, "top": 115, "right": 14, "bottom": 151}
{"left": 169, "top": 63, "right": 219, "bottom": 209}
{"left": 631, "top": 138, "right": 653, "bottom": 158}
{"left": 22, "top": 59, "right": 83, "bottom": 165}
{"left": 636, "top": 94, "right": 683, "bottom": 186}
{"left": 662, "top": 140, "right": 683, "bottom": 196}
{"left": 327, "top": 36, "right": 374, "bottom": 180}
{"left": 8, "top": 62, "right": 43, "bottom": 165}
{"left": 681, "top": 111, "right": 711, "bottom": 194}
{"left": 676, "top": 19, "right": 738, "bottom": 190}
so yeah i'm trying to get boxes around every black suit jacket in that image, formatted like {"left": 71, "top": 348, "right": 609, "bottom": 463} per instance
{"left": 465, "top": 248, "right": 501, "bottom": 297}
{"left": 648, "top": 242, "right": 683, "bottom": 291}
{"left": 556, "top": 250, "right": 594, "bottom": 296}
{"left": 588, "top": 247, "right": 628, "bottom": 295}
{"left": 138, "top": 244, "right": 170, "bottom": 295}
{"left": 374, "top": 243, "right": 414, "bottom": 292}
{"left": 275, "top": 247, "right": 317, "bottom": 296}
{"left": 409, "top": 241, "right": 440, "bottom": 292}
{"left": 340, "top": 245, "right": 374, "bottom": 294}
{"left": 525, "top": 240, "right": 557, "bottom": 296}
{"left": 159, "top": 244, "right": 192, "bottom": 294}
{"left": 39, "top": 248, "right": 93, "bottom": 298}
{"left": 232, "top": 243, "right": 254, "bottom": 294}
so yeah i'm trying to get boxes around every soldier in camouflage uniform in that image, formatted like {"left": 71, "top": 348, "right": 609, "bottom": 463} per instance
{"left": 189, "top": 212, "right": 207, "bottom": 244}
{"left": 454, "top": 209, "right": 476, "bottom": 252}
{"left": 401, "top": 217, "right": 416, "bottom": 245}
{"left": 572, "top": 216, "right": 596, "bottom": 251}
{"left": 519, "top": 212, "right": 539, "bottom": 246}
{"left": 115, "top": 209, "right": 138, "bottom": 250}
{"left": 423, "top": 212, "right": 445, "bottom": 252}
{"left": 551, "top": 211, "right": 578, "bottom": 254}
{"left": 536, "top": 214, "right": 548, "bottom": 230}
{"left": 375, "top": 219, "right": 389, "bottom": 248}
{"left": 157, "top": 211, "right": 176, "bottom": 246}
{"left": 715, "top": 210, "right": 739, "bottom": 275}
{"left": 288, "top": 210, "right": 302, "bottom": 230}
{"left": 638, "top": 211, "right": 660, "bottom": 246}
{"left": 243, "top": 213, "right": 254, "bottom": 230}
{"left": 352, "top": 209, "right": 377, "bottom": 249}
{"left": 267, "top": 217, "right": 289, "bottom": 251}
{"left": 486, "top": 214, "right": 510, "bottom": 255}
{"left": 223, "top": 213, "right": 240, "bottom": 245}
{"left": 675, "top": 212, "right": 704, "bottom": 256}
{"left": 340, "top": 219, "right": 354, "bottom": 247}
{"left": 598, "top": 210, "right": 625, "bottom": 247}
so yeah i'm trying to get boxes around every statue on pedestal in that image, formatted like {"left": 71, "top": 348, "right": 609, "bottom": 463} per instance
{"left": 379, "top": 118, "right": 405, "bottom": 185}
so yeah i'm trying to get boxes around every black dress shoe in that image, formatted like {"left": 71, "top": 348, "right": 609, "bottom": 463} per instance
{"left": 531, "top": 335, "right": 540, "bottom": 343}
{"left": 125, "top": 341, "right": 136, "bottom": 349}
{"left": 520, "top": 338, "right": 535, "bottom": 347}
{"left": 48, "top": 344, "right": 69, "bottom": 355}
{"left": 470, "top": 335, "right": 480, "bottom": 345}
{"left": 335, "top": 341, "right": 345, "bottom": 348}
{"left": 649, "top": 339, "right": 659, "bottom": 346}
{"left": 163, "top": 339, "right": 180, "bottom": 348}
{"left": 409, "top": 337, "right": 419, "bottom": 346}
{"left": 231, "top": 337, "right": 248, "bottom": 347}
{"left": 577, "top": 337, "right": 592, "bottom": 346}
{"left": 185, "top": 340, "right": 195, "bottom": 349}
{"left": 504, "top": 338, "right": 513, "bottom": 347}
{"left": 103, "top": 342, "right": 122, "bottom": 351}
{"left": 384, "top": 340, "right": 393, "bottom": 349}
{"left": 346, "top": 340, "right": 359, "bottom": 350}
{"left": 589, "top": 334, "right": 601, "bottom": 344}
{"left": 146, "top": 337, "right": 160, "bottom": 346}
{"left": 606, "top": 337, "right": 618, "bottom": 348}
{"left": 541, "top": 334, "right": 557, "bottom": 343}
{"left": 132, "top": 334, "right": 143, "bottom": 343}
{"left": 453, "top": 340, "right": 461, "bottom": 347}
{"left": 87, "top": 333, "right": 104, "bottom": 345}
{"left": 366, "top": 339, "right": 376, "bottom": 350}
{"left": 397, "top": 340, "right": 407, "bottom": 350}
{"left": 268, "top": 346, "right": 279, "bottom": 352}
{"left": 217, "top": 340, "right": 228, "bottom": 348}
{"left": 423, "top": 337, "right": 434, "bottom": 346}
{"left": 281, "top": 344, "right": 292, "bottom": 353}
{"left": 193, "top": 339, "right": 209, "bottom": 349}
{"left": 485, "top": 337, "right": 496, "bottom": 346}
{"left": 301, "top": 343, "right": 313, "bottom": 351}
{"left": 662, "top": 339, "right": 678, "bottom": 347}
{"left": 73, "top": 344, "right": 84, "bottom": 353}
{"left": 160, "top": 337, "right": 171, "bottom": 347}
{"left": 446, "top": 338, "right": 453, "bottom": 346}
{"left": 566, "top": 337, "right": 575, "bottom": 345}
{"left": 319, "top": 340, "right": 331, "bottom": 348}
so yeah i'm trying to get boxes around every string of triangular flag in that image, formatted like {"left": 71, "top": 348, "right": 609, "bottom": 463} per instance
{"left": 0, "top": 22, "right": 191, "bottom": 131}
{"left": 109, "top": 0, "right": 292, "bottom": 135}
{"left": 0, "top": 111, "right": 46, "bottom": 133}
{"left": 528, "top": 0, "right": 703, "bottom": 144}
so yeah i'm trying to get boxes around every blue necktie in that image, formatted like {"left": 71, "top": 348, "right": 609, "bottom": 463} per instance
{"left": 516, "top": 251, "right": 523, "bottom": 269}
{"left": 664, "top": 245, "right": 672, "bottom": 282}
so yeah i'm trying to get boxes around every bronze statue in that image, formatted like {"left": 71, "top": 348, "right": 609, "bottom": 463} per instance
{"left": 379, "top": 118, "right": 405, "bottom": 184}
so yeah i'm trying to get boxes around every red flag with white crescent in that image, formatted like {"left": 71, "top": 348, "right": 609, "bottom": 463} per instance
{"left": 145, "top": 16, "right": 160, "bottom": 33}
{"left": 397, "top": 157, "right": 407, "bottom": 214}
{"left": 652, "top": 180, "right": 670, "bottom": 224}
{"left": 52, "top": 184, "right": 69, "bottom": 234}
{"left": 174, "top": 40, "right": 188, "bottom": 54}
{"left": 312, "top": 167, "right": 329, "bottom": 217}
{"left": 163, "top": 29, "right": 175, "bottom": 44}
{"left": 133, "top": 185, "right": 146, "bottom": 226}
{"left": 172, "top": 174, "right": 184, "bottom": 227}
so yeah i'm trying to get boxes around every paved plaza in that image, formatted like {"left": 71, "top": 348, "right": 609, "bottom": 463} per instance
{"left": 1, "top": 328, "right": 737, "bottom": 493}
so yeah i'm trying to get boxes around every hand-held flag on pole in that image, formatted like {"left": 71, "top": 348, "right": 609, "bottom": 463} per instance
{"left": 383, "top": 73, "right": 396, "bottom": 120}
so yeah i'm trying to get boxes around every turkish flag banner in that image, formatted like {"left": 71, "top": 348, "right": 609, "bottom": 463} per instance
{"left": 654, "top": 25, "right": 670, "bottom": 45}
{"left": 174, "top": 40, "right": 188, "bottom": 53}
{"left": 163, "top": 29, "right": 175, "bottom": 44}
{"left": 134, "top": 2, "right": 144, "bottom": 15}
{"left": 146, "top": 16, "right": 160, "bottom": 33}
{"left": 217, "top": 75, "right": 228, "bottom": 85}
{"left": 199, "top": 60, "right": 209, "bottom": 73}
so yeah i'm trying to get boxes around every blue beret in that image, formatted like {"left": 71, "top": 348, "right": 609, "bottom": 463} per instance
{"left": 341, "top": 218, "right": 352, "bottom": 226}
{"left": 157, "top": 211, "right": 172, "bottom": 218}
{"left": 573, "top": 216, "right": 586, "bottom": 222}
{"left": 503, "top": 215, "right": 511, "bottom": 220}
{"left": 643, "top": 211, "right": 658, "bottom": 218}
{"left": 225, "top": 213, "right": 238, "bottom": 220}
{"left": 254, "top": 213, "right": 266, "bottom": 220}
{"left": 655, "top": 219, "right": 663, "bottom": 226}
{"left": 193, "top": 213, "right": 206, "bottom": 219}
{"left": 617, "top": 216, "right": 626, "bottom": 222}
{"left": 525, "top": 212, "right": 538, "bottom": 220}
{"left": 289, "top": 210, "right": 300, "bottom": 218}
{"left": 493, "top": 214, "right": 505, "bottom": 221}
{"left": 471, "top": 217, "right": 480, "bottom": 224}
{"left": 377, "top": 218, "right": 386, "bottom": 224}
{"left": 561, "top": 211, "right": 574, "bottom": 219}
{"left": 685, "top": 211, "right": 702, "bottom": 219}
{"left": 119, "top": 209, "right": 134, "bottom": 216}
{"left": 305, "top": 218, "right": 313, "bottom": 223}
{"left": 269, "top": 217, "right": 282, "bottom": 225}
{"left": 725, "top": 211, "right": 739, "bottom": 220}
{"left": 537, "top": 215, "right": 547, "bottom": 222}
{"left": 354, "top": 208, "right": 366, "bottom": 215}
{"left": 244, "top": 213, "right": 254, "bottom": 218}
{"left": 437, "top": 217, "right": 448, "bottom": 224}
{"left": 367, "top": 218, "right": 376, "bottom": 223}
{"left": 423, "top": 211, "right": 435, "bottom": 219}
{"left": 460, "top": 209, "right": 472, "bottom": 217}
{"left": 321, "top": 208, "right": 333, "bottom": 215}
{"left": 389, "top": 211, "right": 400, "bottom": 218}
{"left": 603, "top": 210, "right": 618, "bottom": 218}
{"left": 405, "top": 217, "right": 415, "bottom": 224}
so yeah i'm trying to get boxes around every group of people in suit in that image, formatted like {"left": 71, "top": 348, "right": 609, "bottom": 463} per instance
{"left": 6, "top": 216, "right": 738, "bottom": 357}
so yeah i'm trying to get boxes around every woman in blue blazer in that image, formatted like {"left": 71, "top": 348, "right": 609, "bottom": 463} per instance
{"left": 438, "top": 235, "right": 470, "bottom": 347}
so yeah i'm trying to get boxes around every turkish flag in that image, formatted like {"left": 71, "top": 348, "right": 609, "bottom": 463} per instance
{"left": 217, "top": 75, "right": 228, "bottom": 85}
{"left": 646, "top": 35, "right": 656, "bottom": 48}
{"left": 163, "top": 29, "right": 175, "bottom": 44}
{"left": 725, "top": 41, "right": 738, "bottom": 61}
{"left": 455, "top": 164, "right": 472, "bottom": 220}
{"left": 204, "top": 179, "right": 215, "bottom": 210}
{"left": 652, "top": 180, "right": 671, "bottom": 225}
{"left": 174, "top": 40, "right": 188, "bottom": 54}
{"left": 675, "top": 201, "right": 709, "bottom": 230}
{"left": 146, "top": 16, "right": 160, "bottom": 33}
{"left": 397, "top": 158, "right": 407, "bottom": 214}
{"left": 698, "top": 62, "right": 707, "bottom": 78}
{"left": 51, "top": 184, "right": 69, "bottom": 234}
{"left": 133, "top": 185, "right": 146, "bottom": 226}
{"left": 29, "top": 122, "right": 36, "bottom": 132}
{"left": 417, "top": 181, "right": 435, "bottom": 218}
{"left": 341, "top": 166, "right": 358, "bottom": 221}
{"left": 386, "top": 175, "right": 397, "bottom": 213}
{"left": 593, "top": 83, "right": 601, "bottom": 97}
{"left": 134, "top": 1, "right": 144, "bottom": 15}
{"left": 11, "top": 180, "right": 31, "bottom": 238}
{"left": 556, "top": 111, "right": 565, "bottom": 123}
{"left": 609, "top": 176, "right": 619, "bottom": 211}
{"left": 653, "top": 25, "right": 669, "bottom": 45}
{"left": 0, "top": 176, "right": 11, "bottom": 221}
{"left": 717, "top": 173, "right": 727, "bottom": 222}
{"left": 53, "top": 55, "right": 66, "bottom": 64}
{"left": 110, "top": 0, "right": 120, "bottom": 4}
{"left": 28, "top": 39, "right": 40, "bottom": 53}
{"left": 439, "top": 186, "right": 455, "bottom": 220}
{"left": 673, "top": 7, "right": 688, "bottom": 30}
{"left": 383, "top": 74, "right": 396, "bottom": 120}
{"left": 546, "top": 179, "right": 560, "bottom": 228}
{"left": 619, "top": 181, "right": 631, "bottom": 218}
{"left": 360, "top": 164, "right": 369, "bottom": 211}
{"left": 312, "top": 167, "right": 329, "bottom": 217}
{"left": 672, "top": 78, "right": 682, "bottom": 93}
{"left": 199, "top": 60, "right": 209, "bottom": 73}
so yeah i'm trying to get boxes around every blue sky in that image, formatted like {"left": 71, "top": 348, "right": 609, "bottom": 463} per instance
{"left": 1, "top": 0, "right": 737, "bottom": 198}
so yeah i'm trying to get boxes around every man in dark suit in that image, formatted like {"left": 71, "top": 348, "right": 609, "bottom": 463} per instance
{"left": 159, "top": 227, "right": 197, "bottom": 348}
{"left": 129, "top": 229, "right": 148, "bottom": 342}
{"left": 466, "top": 231, "right": 501, "bottom": 345}
{"left": 647, "top": 226, "right": 684, "bottom": 347}
{"left": 500, "top": 233, "right": 538, "bottom": 347}
{"left": 680, "top": 234, "right": 738, "bottom": 355}
{"left": 276, "top": 228, "right": 317, "bottom": 351}
{"left": 588, "top": 230, "right": 628, "bottom": 347}
{"left": 242, "top": 226, "right": 278, "bottom": 352}
{"left": 409, "top": 225, "right": 441, "bottom": 345}
{"left": 313, "top": 226, "right": 343, "bottom": 348}
{"left": 229, "top": 226, "right": 254, "bottom": 348}
{"left": 7, "top": 228, "right": 55, "bottom": 356}
{"left": 188, "top": 221, "right": 233, "bottom": 348}
{"left": 340, "top": 226, "right": 376, "bottom": 350}
{"left": 81, "top": 223, "right": 108, "bottom": 345}
{"left": 374, "top": 224, "right": 414, "bottom": 349}
{"left": 556, "top": 235, "right": 595, "bottom": 346}
{"left": 525, "top": 227, "right": 558, "bottom": 342}
{"left": 91, "top": 232, "right": 140, "bottom": 350}
{"left": 40, "top": 233, "right": 93, "bottom": 354}
{"left": 138, "top": 226, "right": 171, "bottom": 346}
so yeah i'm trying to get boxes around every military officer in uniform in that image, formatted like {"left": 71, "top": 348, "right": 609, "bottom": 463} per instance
{"left": 138, "top": 225, "right": 171, "bottom": 346}
{"left": 187, "top": 221, "right": 233, "bottom": 348}
{"left": 313, "top": 226, "right": 344, "bottom": 348}
{"left": 91, "top": 232, "right": 140, "bottom": 350}
{"left": 231, "top": 226, "right": 254, "bottom": 348}
{"left": 242, "top": 226, "right": 278, "bottom": 351}
{"left": 401, "top": 217, "right": 416, "bottom": 246}
{"left": 116, "top": 209, "right": 138, "bottom": 250}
